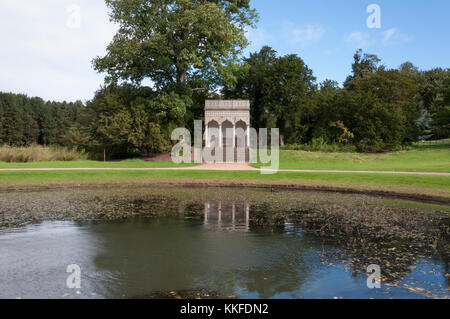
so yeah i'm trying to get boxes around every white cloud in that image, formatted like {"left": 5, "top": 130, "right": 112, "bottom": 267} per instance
{"left": 324, "top": 48, "right": 338, "bottom": 55}
{"left": 245, "top": 27, "right": 275, "bottom": 51}
{"left": 288, "top": 24, "right": 326, "bottom": 47}
{"left": 382, "top": 28, "right": 412, "bottom": 46}
{"left": 1, "top": 0, "right": 52, "bottom": 18}
{"left": 345, "top": 28, "right": 412, "bottom": 49}
{"left": 0, "top": 0, "right": 117, "bottom": 102}
{"left": 345, "top": 32, "right": 373, "bottom": 49}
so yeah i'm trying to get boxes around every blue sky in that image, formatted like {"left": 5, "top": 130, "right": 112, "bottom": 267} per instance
{"left": 246, "top": 0, "right": 450, "bottom": 85}
{"left": 0, "top": 0, "right": 448, "bottom": 101}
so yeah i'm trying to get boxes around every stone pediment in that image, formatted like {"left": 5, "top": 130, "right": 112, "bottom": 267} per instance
{"left": 205, "top": 100, "right": 250, "bottom": 111}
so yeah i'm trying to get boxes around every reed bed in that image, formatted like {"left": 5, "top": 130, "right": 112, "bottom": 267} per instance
{"left": 0, "top": 145, "right": 87, "bottom": 162}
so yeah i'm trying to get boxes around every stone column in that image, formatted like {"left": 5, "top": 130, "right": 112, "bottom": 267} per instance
{"left": 232, "top": 123, "right": 236, "bottom": 148}
{"left": 205, "top": 122, "right": 209, "bottom": 148}
{"left": 246, "top": 124, "right": 250, "bottom": 148}
{"left": 219, "top": 122, "right": 223, "bottom": 148}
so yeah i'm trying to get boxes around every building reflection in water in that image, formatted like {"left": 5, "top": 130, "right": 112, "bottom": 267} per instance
{"left": 204, "top": 202, "right": 250, "bottom": 232}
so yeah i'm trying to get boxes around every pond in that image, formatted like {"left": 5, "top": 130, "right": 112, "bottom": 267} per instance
{"left": 0, "top": 187, "right": 448, "bottom": 299}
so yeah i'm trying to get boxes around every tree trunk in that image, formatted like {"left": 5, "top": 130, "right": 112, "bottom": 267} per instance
{"left": 103, "top": 148, "right": 106, "bottom": 162}
{"left": 280, "top": 134, "right": 285, "bottom": 146}
{"left": 177, "top": 67, "right": 187, "bottom": 84}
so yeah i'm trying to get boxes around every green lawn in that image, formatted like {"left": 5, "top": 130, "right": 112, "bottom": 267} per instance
{"left": 253, "top": 140, "right": 450, "bottom": 172}
{"left": 1, "top": 140, "right": 448, "bottom": 172}
{"left": 0, "top": 141, "right": 449, "bottom": 199}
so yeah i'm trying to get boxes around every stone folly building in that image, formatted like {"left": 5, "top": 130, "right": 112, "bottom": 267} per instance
{"left": 204, "top": 100, "right": 250, "bottom": 162}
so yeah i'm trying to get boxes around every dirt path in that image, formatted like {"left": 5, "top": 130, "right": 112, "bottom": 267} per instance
{"left": 0, "top": 162, "right": 449, "bottom": 176}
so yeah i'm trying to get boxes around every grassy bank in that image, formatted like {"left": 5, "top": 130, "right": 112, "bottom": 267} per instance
{"left": 1, "top": 140, "right": 448, "bottom": 172}
{"left": 254, "top": 139, "right": 450, "bottom": 172}
{"left": 0, "top": 140, "right": 450, "bottom": 172}
{"left": 2, "top": 144, "right": 447, "bottom": 172}
{"left": 0, "top": 140, "right": 448, "bottom": 200}
{"left": 0, "top": 169, "right": 449, "bottom": 200}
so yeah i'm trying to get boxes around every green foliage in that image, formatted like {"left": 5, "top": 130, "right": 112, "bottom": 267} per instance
{"left": 309, "top": 51, "right": 423, "bottom": 152}
{"left": 350, "top": 68, "right": 420, "bottom": 152}
{"left": 93, "top": 0, "right": 257, "bottom": 88}
{"left": 432, "top": 106, "right": 450, "bottom": 139}
{"left": 431, "top": 71, "right": 450, "bottom": 139}
{"left": 223, "top": 46, "right": 278, "bottom": 129}
{"left": 399, "top": 65, "right": 448, "bottom": 140}
{"left": 226, "top": 48, "right": 434, "bottom": 152}
{"left": 89, "top": 0, "right": 253, "bottom": 156}
{"left": 0, "top": 92, "right": 83, "bottom": 147}
{"left": 417, "top": 68, "right": 448, "bottom": 113}
{"left": 224, "top": 46, "right": 317, "bottom": 144}
{"left": 70, "top": 84, "right": 188, "bottom": 159}
{"left": 344, "top": 49, "right": 381, "bottom": 89}
{"left": 281, "top": 141, "right": 357, "bottom": 153}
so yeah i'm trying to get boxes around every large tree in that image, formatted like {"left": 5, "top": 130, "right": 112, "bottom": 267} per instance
{"left": 344, "top": 49, "right": 381, "bottom": 90}
{"left": 223, "top": 46, "right": 317, "bottom": 144}
{"left": 223, "top": 46, "right": 278, "bottom": 129}
{"left": 71, "top": 85, "right": 187, "bottom": 159}
{"left": 260, "top": 54, "right": 317, "bottom": 144}
{"left": 349, "top": 67, "right": 420, "bottom": 151}
{"left": 431, "top": 71, "right": 450, "bottom": 138}
{"left": 93, "top": 0, "right": 257, "bottom": 89}
{"left": 397, "top": 63, "right": 448, "bottom": 139}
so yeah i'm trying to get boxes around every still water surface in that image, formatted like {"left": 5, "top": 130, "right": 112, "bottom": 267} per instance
{"left": 0, "top": 201, "right": 448, "bottom": 299}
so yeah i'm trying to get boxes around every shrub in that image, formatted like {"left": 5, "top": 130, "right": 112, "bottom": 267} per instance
{"left": 0, "top": 145, "right": 87, "bottom": 162}
{"left": 282, "top": 141, "right": 357, "bottom": 153}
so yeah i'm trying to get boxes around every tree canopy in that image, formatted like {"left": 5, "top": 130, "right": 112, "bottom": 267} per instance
{"left": 431, "top": 71, "right": 450, "bottom": 138}
{"left": 3, "top": 45, "right": 449, "bottom": 157}
{"left": 69, "top": 85, "right": 187, "bottom": 159}
{"left": 0, "top": 92, "right": 83, "bottom": 147}
{"left": 93, "top": 0, "right": 258, "bottom": 89}
{"left": 223, "top": 46, "right": 317, "bottom": 144}
{"left": 224, "top": 47, "right": 446, "bottom": 151}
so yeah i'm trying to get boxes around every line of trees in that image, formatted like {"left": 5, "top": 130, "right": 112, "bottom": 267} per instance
{"left": 224, "top": 47, "right": 449, "bottom": 151}
{"left": 68, "top": 85, "right": 189, "bottom": 159}
{"left": 1, "top": 0, "right": 449, "bottom": 158}
{"left": 2, "top": 48, "right": 447, "bottom": 156}
{"left": 0, "top": 92, "right": 83, "bottom": 147}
